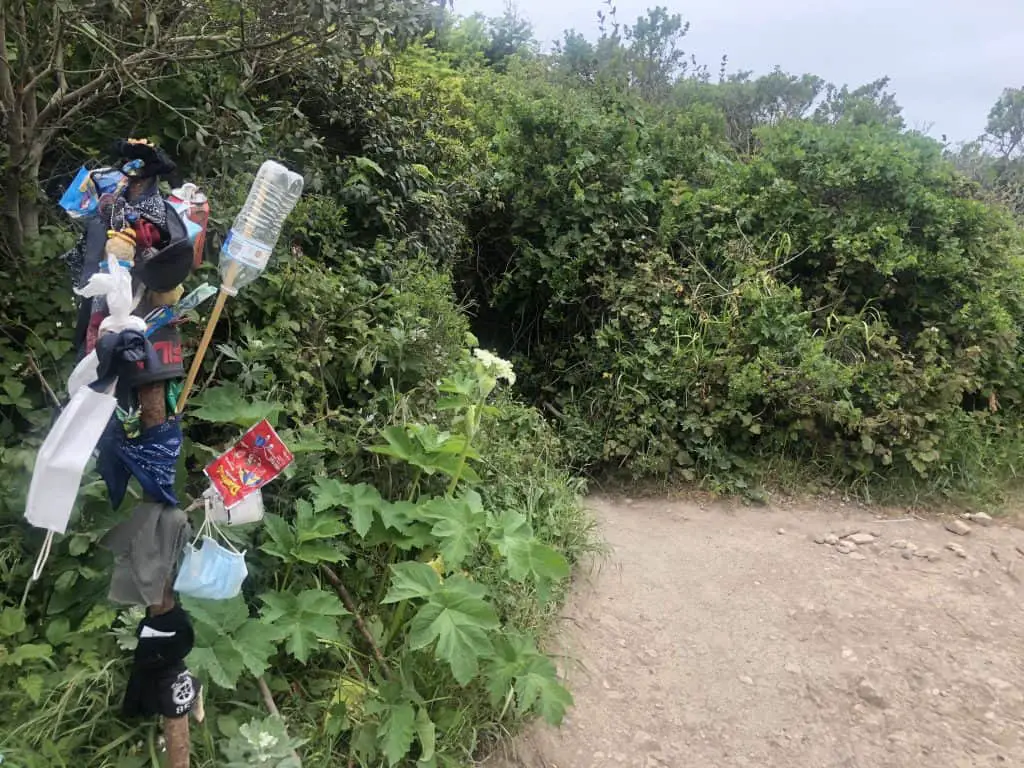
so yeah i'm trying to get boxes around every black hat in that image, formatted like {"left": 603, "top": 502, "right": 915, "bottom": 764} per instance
{"left": 112, "top": 139, "right": 176, "bottom": 179}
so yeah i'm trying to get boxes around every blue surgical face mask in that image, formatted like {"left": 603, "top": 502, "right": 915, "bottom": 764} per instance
{"left": 173, "top": 536, "right": 247, "bottom": 601}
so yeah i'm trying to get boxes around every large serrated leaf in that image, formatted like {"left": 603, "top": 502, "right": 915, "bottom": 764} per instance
{"left": 382, "top": 562, "right": 441, "bottom": 603}
{"left": 260, "top": 589, "right": 348, "bottom": 664}
{"left": 189, "top": 383, "right": 281, "bottom": 427}
{"left": 182, "top": 596, "right": 277, "bottom": 689}
{"left": 378, "top": 701, "right": 416, "bottom": 766}
{"left": 407, "top": 576, "right": 498, "bottom": 685}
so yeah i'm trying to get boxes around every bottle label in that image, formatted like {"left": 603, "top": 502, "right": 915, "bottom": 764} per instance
{"left": 223, "top": 231, "right": 271, "bottom": 270}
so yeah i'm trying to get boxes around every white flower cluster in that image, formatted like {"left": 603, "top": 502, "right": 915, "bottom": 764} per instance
{"left": 473, "top": 348, "right": 516, "bottom": 385}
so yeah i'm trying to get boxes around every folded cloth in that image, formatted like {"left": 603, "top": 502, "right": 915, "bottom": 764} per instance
{"left": 93, "top": 329, "right": 159, "bottom": 392}
{"left": 123, "top": 604, "right": 201, "bottom": 719}
{"left": 97, "top": 417, "right": 183, "bottom": 509}
{"left": 102, "top": 501, "right": 190, "bottom": 606}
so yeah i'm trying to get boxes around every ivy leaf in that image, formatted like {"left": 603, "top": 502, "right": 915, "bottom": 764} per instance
{"left": 182, "top": 596, "right": 276, "bottom": 689}
{"left": 407, "top": 576, "right": 498, "bottom": 685}
{"left": 418, "top": 491, "right": 487, "bottom": 570}
{"left": 378, "top": 701, "right": 416, "bottom": 766}
{"left": 260, "top": 589, "right": 349, "bottom": 664}
{"left": 382, "top": 562, "right": 441, "bottom": 604}
{"left": 415, "top": 707, "right": 436, "bottom": 762}
{"left": 190, "top": 383, "right": 281, "bottom": 428}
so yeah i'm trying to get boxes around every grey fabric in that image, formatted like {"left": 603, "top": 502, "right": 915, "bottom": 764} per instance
{"left": 102, "top": 502, "right": 191, "bottom": 606}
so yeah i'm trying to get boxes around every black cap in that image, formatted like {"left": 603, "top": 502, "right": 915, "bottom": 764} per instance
{"left": 112, "top": 139, "right": 176, "bottom": 179}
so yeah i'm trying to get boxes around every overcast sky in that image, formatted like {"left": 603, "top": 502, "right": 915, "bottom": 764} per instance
{"left": 452, "top": 0, "right": 1024, "bottom": 143}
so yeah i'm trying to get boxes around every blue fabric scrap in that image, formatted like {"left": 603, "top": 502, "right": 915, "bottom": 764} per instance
{"left": 98, "top": 416, "right": 182, "bottom": 509}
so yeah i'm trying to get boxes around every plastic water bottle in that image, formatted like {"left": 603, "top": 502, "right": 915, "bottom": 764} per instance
{"left": 219, "top": 160, "right": 304, "bottom": 295}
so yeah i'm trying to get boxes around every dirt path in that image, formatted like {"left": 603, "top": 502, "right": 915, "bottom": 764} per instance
{"left": 488, "top": 495, "right": 1024, "bottom": 768}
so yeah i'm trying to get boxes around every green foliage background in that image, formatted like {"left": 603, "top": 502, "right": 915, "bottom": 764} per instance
{"left": 2, "top": 1, "right": 1024, "bottom": 766}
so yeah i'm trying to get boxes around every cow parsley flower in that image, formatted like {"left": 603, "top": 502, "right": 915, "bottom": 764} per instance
{"left": 473, "top": 348, "right": 516, "bottom": 385}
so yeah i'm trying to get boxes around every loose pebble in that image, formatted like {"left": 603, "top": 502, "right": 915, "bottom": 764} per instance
{"left": 945, "top": 519, "right": 971, "bottom": 536}
{"left": 848, "top": 533, "right": 876, "bottom": 545}
{"left": 968, "top": 512, "right": 994, "bottom": 527}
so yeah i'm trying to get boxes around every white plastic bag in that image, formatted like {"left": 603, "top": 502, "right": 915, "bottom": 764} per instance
{"left": 204, "top": 485, "right": 264, "bottom": 526}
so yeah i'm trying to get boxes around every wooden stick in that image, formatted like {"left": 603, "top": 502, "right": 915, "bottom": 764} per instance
{"left": 256, "top": 676, "right": 302, "bottom": 763}
{"left": 175, "top": 285, "right": 230, "bottom": 414}
{"left": 320, "top": 564, "right": 392, "bottom": 680}
{"left": 164, "top": 715, "right": 191, "bottom": 767}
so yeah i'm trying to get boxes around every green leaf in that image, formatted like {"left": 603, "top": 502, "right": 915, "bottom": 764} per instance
{"left": 0, "top": 607, "right": 26, "bottom": 638}
{"left": 260, "top": 589, "right": 348, "bottom": 664}
{"left": 80, "top": 604, "right": 118, "bottom": 633}
{"left": 311, "top": 479, "right": 349, "bottom": 512}
{"left": 415, "top": 707, "right": 436, "bottom": 762}
{"left": 504, "top": 540, "right": 570, "bottom": 584}
{"left": 379, "top": 702, "right": 416, "bottom": 766}
{"left": 294, "top": 541, "right": 347, "bottom": 564}
{"left": 18, "top": 673, "right": 45, "bottom": 704}
{"left": 407, "top": 576, "right": 498, "bottom": 685}
{"left": 312, "top": 480, "right": 380, "bottom": 538}
{"left": 190, "top": 383, "right": 281, "bottom": 427}
{"left": 183, "top": 596, "right": 276, "bottom": 689}
{"left": 486, "top": 634, "right": 573, "bottom": 725}
{"left": 261, "top": 513, "right": 296, "bottom": 561}
{"left": 354, "top": 156, "right": 386, "bottom": 177}
{"left": 418, "top": 491, "right": 487, "bottom": 570}
{"left": 297, "top": 498, "right": 347, "bottom": 540}
{"left": 44, "top": 617, "right": 71, "bottom": 646}
{"left": 370, "top": 426, "right": 420, "bottom": 466}
{"left": 382, "top": 562, "right": 441, "bottom": 604}
{"left": 346, "top": 483, "right": 382, "bottom": 538}
{"left": 0, "top": 643, "right": 53, "bottom": 667}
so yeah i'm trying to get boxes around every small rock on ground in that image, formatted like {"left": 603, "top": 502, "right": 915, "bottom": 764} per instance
{"left": 967, "top": 512, "right": 994, "bottom": 527}
{"left": 836, "top": 542, "right": 857, "bottom": 555}
{"left": 946, "top": 519, "right": 972, "bottom": 536}
{"left": 824, "top": 534, "right": 839, "bottom": 545}
{"left": 847, "top": 533, "right": 876, "bottom": 545}
{"left": 946, "top": 543, "right": 968, "bottom": 559}
{"left": 856, "top": 679, "right": 891, "bottom": 709}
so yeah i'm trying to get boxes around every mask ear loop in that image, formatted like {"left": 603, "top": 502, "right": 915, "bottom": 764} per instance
{"left": 191, "top": 498, "right": 214, "bottom": 548}
{"left": 30, "top": 531, "right": 55, "bottom": 585}
{"left": 208, "top": 517, "right": 244, "bottom": 556}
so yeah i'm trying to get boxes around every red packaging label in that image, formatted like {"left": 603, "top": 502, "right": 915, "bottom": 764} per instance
{"left": 204, "top": 419, "right": 293, "bottom": 508}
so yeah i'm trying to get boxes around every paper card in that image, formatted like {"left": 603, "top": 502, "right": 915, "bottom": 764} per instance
{"left": 204, "top": 419, "right": 293, "bottom": 508}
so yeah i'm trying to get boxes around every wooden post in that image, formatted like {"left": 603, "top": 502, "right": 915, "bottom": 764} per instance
{"left": 139, "top": 382, "right": 191, "bottom": 768}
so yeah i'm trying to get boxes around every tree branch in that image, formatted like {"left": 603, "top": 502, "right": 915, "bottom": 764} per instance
{"left": 0, "top": 1, "right": 16, "bottom": 111}
{"left": 320, "top": 564, "right": 393, "bottom": 681}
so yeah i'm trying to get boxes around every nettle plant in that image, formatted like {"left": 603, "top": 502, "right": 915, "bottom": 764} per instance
{"left": 184, "top": 349, "right": 572, "bottom": 767}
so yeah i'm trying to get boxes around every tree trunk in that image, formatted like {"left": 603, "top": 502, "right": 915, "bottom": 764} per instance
{"left": 3, "top": 166, "right": 26, "bottom": 256}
